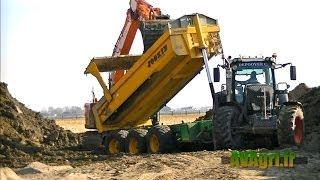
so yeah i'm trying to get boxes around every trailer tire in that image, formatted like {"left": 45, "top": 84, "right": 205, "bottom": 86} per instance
{"left": 103, "top": 130, "right": 128, "bottom": 154}
{"left": 146, "top": 125, "right": 175, "bottom": 153}
{"left": 125, "top": 129, "right": 148, "bottom": 154}
{"left": 278, "top": 105, "right": 304, "bottom": 147}
{"left": 213, "top": 106, "right": 243, "bottom": 150}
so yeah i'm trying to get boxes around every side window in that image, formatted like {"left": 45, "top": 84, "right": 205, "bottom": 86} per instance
{"left": 235, "top": 84, "right": 244, "bottom": 104}
{"left": 264, "top": 68, "right": 273, "bottom": 85}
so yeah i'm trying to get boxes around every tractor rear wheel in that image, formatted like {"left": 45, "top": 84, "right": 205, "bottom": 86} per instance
{"left": 125, "top": 129, "right": 148, "bottom": 154}
{"left": 103, "top": 130, "right": 128, "bottom": 154}
{"left": 277, "top": 105, "right": 304, "bottom": 147}
{"left": 213, "top": 106, "right": 243, "bottom": 150}
{"left": 146, "top": 125, "right": 175, "bottom": 153}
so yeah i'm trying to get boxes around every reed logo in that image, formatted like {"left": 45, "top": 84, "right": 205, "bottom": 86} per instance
{"left": 147, "top": 44, "right": 167, "bottom": 67}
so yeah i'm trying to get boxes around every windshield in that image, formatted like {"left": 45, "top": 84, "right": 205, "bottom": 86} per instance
{"left": 233, "top": 62, "right": 274, "bottom": 103}
{"left": 235, "top": 62, "right": 273, "bottom": 85}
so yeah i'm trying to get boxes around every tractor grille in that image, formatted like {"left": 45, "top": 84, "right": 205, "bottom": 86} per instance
{"left": 246, "top": 84, "right": 274, "bottom": 115}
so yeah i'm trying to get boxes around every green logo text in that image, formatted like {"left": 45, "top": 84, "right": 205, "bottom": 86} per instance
{"left": 230, "top": 150, "right": 296, "bottom": 169}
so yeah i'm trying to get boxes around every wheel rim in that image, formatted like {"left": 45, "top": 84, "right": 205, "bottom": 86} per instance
{"left": 294, "top": 116, "right": 303, "bottom": 145}
{"left": 149, "top": 134, "right": 159, "bottom": 153}
{"left": 128, "top": 138, "right": 138, "bottom": 154}
{"left": 109, "top": 138, "right": 119, "bottom": 154}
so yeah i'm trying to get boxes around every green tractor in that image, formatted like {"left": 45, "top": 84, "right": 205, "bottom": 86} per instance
{"left": 212, "top": 55, "right": 304, "bottom": 149}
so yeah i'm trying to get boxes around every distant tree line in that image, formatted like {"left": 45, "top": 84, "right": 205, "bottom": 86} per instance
{"left": 40, "top": 105, "right": 211, "bottom": 119}
{"left": 159, "top": 105, "right": 210, "bottom": 115}
{"left": 40, "top": 106, "right": 84, "bottom": 119}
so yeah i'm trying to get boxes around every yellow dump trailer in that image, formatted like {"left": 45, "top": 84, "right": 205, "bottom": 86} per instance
{"left": 85, "top": 14, "right": 222, "bottom": 133}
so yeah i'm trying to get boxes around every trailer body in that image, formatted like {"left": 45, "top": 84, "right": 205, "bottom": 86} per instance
{"left": 85, "top": 14, "right": 222, "bottom": 133}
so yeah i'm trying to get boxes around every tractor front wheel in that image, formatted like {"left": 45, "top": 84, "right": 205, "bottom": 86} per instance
{"left": 213, "top": 106, "right": 243, "bottom": 150}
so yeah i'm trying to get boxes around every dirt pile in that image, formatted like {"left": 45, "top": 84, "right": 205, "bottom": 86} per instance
{"left": 196, "top": 108, "right": 213, "bottom": 121}
{"left": 288, "top": 83, "right": 311, "bottom": 101}
{"left": 0, "top": 82, "right": 81, "bottom": 167}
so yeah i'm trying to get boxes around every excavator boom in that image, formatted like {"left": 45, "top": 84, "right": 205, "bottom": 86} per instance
{"left": 110, "top": 0, "right": 168, "bottom": 87}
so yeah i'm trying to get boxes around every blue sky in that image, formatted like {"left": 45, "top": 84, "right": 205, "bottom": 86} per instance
{"left": 1, "top": 0, "right": 320, "bottom": 111}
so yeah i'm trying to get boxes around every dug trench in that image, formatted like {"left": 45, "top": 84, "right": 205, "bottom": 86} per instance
{"left": 1, "top": 82, "right": 319, "bottom": 179}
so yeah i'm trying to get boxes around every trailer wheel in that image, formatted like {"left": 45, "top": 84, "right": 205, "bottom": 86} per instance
{"left": 146, "top": 125, "right": 175, "bottom": 153}
{"left": 278, "top": 105, "right": 304, "bottom": 147}
{"left": 125, "top": 129, "right": 148, "bottom": 154}
{"left": 103, "top": 130, "right": 128, "bottom": 154}
{"left": 213, "top": 106, "right": 243, "bottom": 150}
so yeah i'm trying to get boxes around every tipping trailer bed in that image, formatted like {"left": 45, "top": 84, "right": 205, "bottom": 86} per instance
{"left": 85, "top": 14, "right": 222, "bottom": 132}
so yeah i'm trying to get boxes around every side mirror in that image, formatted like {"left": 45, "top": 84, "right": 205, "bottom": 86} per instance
{"left": 290, "top": 66, "right": 296, "bottom": 80}
{"left": 213, "top": 67, "right": 220, "bottom": 82}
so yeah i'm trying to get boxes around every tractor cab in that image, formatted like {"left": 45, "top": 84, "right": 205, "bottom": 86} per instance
{"left": 214, "top": 55, "right": 297, "bottom": 110}
{"left": 231, "top": 58, "right": 275, "bottom": 107}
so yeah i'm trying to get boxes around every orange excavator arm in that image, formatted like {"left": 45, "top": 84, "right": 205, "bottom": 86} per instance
{"left": 109, "top": 0, "right": 164, "bottom": 88}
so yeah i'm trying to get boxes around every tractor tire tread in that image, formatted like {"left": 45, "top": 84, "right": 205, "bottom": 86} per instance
{"left": 277, "top": 105, "right": 304, "bottom": 146}
{"left": 214, "top": 106, "right": 241, "bottom": 150}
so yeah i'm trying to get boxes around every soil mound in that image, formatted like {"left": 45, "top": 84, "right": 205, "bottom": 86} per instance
{"left": 196, "top": 109, "right": 213, "bottom": 121}
{"left": 292, "top": 84, "right": 320, "bottom": 151}
{"left": 288, "top": 83, "right": 311, "bottom": 101}
{"left": 0, "top": 82, "right": 81, "bottom": 167}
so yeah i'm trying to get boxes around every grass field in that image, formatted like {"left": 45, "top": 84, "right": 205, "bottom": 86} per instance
{"left": 55, "top": 113, "right": 205, "bottom": 133}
